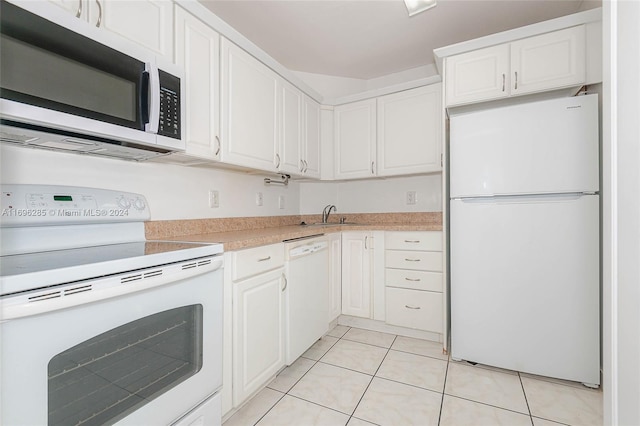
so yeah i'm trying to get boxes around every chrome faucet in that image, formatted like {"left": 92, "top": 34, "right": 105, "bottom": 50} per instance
{"left": 322, "top": 204, "right": 337, "bottom": 223}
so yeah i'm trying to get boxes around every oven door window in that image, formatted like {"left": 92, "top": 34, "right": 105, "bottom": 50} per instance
{"left": 47, "top": 304, "right": 203, "bottom": 426}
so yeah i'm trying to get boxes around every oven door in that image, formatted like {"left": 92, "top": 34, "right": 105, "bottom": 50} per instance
{"left": 0, "top": 258, "right": 223, "bottom": 426}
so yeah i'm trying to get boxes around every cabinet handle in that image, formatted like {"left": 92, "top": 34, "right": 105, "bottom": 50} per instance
{"left": 303, "top": 160, "right": 308, "bottom": 173}
{"left": 404, "top": 240, "right": 420, "bottom": 243}
{"left": 502, "top": 73, "right": 505, "bottom": 92}
{"left": 405, "top": 258, "right": 421, "bottom": 262}
{"left": 275, "top": 153, "right": 280, "bottom": 168}
{"left": 405, "top": 277, "right": 421, "bottom": 282}
{"left": 514, "top": 71, "right": 518, "bottom": 90}
{"left": 257, "top": 256, "right": 271, "bottom": 262}
{"left": 95, "top": 0, "right": 102, "bottom": 27}
{"left": 75, "top": 0, "right": 82, "bottom": 18}
{"left": 282, "top": 273, "right": 288, "bottom": 292}
{"left": 371, "top": 161, "right": 375, "bottom": 175}
{"left": 300, "top": 159, "right": 304, "bottom": 172}
{"left": 215, "top": 136, "right": 221, "bottom": 156}
{"left": 405, "top": 305, "right": 421, "bottom": 310}
{"left": 364, "top": 236, "right": 368, "bottom": 250}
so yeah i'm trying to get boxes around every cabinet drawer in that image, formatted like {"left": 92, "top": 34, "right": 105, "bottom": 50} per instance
{"left": 385, "top": 287, "right": 442, "bottom": 333}
{"left": 232, "top": 243, "right": 284, "bottom": 281}
{"left": 385, "top": 231, "right": 442, "bottom": 251}
{"left": 385, "top": 269, "right": 442, "bottom": 292}
{"left": 385, "top": 250, "right": 442, "bottom": 272}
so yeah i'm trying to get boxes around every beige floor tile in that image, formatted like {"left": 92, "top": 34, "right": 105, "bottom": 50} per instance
{"left": 267, "top": 357, "right": 316, "bottom": 393}
{"left": 327, "top": 325, "right": 350, "bottom": 338}
{"left": 521, "top": 377, "right": 603, "bottom": 426}
{"left": 444, "top": 362, "right": 529, "bottom": 414}
{"left": 256, "top": 395, "right": 349, "bottom": 426}
{"left": 342, "top": 328, "right": 396, "bottom": 348}
{"left": 320, "top": 339, "right": 388, "bottom": 375}
{"left": 347, "top": 417, "right": 377, "bottom": 426}
{"left": 439, "top": 395, "right": 532, "bottom": 426}
{"left": 289, "top": 362, "right": 372, "bottom": 415}
{"left": 224, "top": 388, "right": 284, "bottom": 426}
{"left": 376, "top": 349, "right": 448, "bottom": 392}
{"left": 532, "top": 417, "right": 568, "bottom": 426}
{"left": 391, "top": 336, "right": 448, "bottom": 361}
{"left": 353, "top": 377, "right": 442, "bottom": 426}
{"left": 302, "top": 335, "right": 339, "bottom": 361}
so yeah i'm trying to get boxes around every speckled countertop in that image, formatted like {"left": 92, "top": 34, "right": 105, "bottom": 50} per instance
{"left": 146, "top": 212, "right": 442, "bottom": 251}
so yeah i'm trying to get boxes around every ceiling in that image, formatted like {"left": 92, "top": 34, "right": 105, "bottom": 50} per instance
{"left": 199, "top": 0, "right": 600, "bottom": 80}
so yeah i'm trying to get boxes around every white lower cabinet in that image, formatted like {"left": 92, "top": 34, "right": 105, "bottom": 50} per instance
{"left": 328, "top": 232, "right": 342, "bottom": 322}
{"left": 232, "top": 267, "right": 285, "bottom": 406}
{"left": 384, "top": 231, "right": 444, "bottom": 334}
{"left": 341, "top": 231, "right": 373, "bottom": 318}
{"left": 228, "top": 243, "right": 285, "bottom": 408}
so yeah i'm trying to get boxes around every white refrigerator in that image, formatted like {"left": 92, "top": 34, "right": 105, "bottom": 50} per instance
{"left": 449, "top": 94, "right": 600, "bottom": 386}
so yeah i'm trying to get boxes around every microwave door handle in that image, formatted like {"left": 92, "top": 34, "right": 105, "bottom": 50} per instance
{"left": 144, "top": 62, "right": 160, "bottom": 133}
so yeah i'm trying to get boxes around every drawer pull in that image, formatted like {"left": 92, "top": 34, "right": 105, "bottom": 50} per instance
{"left": 405, "top": 305, "right": 421, "bottom": 310}
{"left": 404, "top": 240, "right": 420, "bottom": 243}
{"left": 405, "top": 277, "right": 421, "bottom": 282}
{"left": 405, "top": 258, "right": 421, "bottom": 262}
{"left": 257, "top": 256, "right": 272, "bottom": 262}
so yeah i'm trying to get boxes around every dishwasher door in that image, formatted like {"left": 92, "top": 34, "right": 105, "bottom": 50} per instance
{"left": 285, "top": 237, "right": 329, "bottom": 365}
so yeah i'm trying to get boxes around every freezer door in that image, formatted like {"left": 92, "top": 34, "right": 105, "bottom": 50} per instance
{"left": 450, "top": 95, "right": 599, "bottom": 198}
{"left": 450, "top": 194, "right": 600, "bottom": 385}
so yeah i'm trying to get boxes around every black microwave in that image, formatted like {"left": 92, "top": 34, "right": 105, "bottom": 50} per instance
{"left": 0, "top": 0, "right": 185, "bottom": 160}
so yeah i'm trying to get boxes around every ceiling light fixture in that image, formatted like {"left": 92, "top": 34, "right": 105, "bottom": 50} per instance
{"left": 404, "top": 0, "right": 437, "bottom": 16}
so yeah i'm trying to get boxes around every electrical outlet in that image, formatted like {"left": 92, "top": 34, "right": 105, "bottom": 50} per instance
{"left": 256, "top": 192, "right": 263, "bottom": 206}
{"left": 278, "top": 195, "right": 285, "bottom": 209}
{"left": 209, "top": 190, "right": 219, "bottom": 208}
{"left": 406, "top": 191, "right": 417, "bottom": 205}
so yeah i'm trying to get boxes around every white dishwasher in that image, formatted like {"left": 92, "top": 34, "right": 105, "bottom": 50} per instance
{"left": 284, "top": 235, "right": 330, "bottom": 365}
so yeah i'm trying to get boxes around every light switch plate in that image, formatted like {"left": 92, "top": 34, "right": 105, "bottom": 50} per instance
{"left": 278, "top": 195, "right": 285, "bottom": 209}
{"left": 256, "top": 192, "right": 263, "bottom": 206}
{"left": 209, "top": 190, "right": 219, "bottom": 208}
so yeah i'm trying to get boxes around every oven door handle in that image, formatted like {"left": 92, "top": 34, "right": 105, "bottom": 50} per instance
{"left": 144, "top": 62, "right": 160, "bottom": 134}
{"left": 1, "top": 257, "right": 223, "bottom": 320}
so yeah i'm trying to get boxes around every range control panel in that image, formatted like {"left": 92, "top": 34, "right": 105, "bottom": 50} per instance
{"left": 0, "top": 184, "right": 150, "bottom": 227}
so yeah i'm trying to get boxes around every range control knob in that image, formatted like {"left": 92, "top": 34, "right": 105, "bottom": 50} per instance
{"left": 117, "top": 196, "right": 131, "bottom": 209}
{"left": 133, "top": 198, "right": 146, "bottom": 211}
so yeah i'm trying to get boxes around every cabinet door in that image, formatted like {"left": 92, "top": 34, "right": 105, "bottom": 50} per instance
{"left": 511, "top": 26, "right": 586, "bottom": 96}
{"left": 233, "top": 268, "right": 285, "bottom": 406}
{"left": 445, "top": 44, "right": 509, "bottom": 107}
{"left": 328, "top": 233, "right": 342, "bottom": 322}
{"left": 175, "top": 6, "right": 220, "bottom": 160}
{"left": 221, "top": 39, "right": 279, "bottom": 172}
{"left": 279, "top": 80, "right": 304, "bottom": 175}
{"left": 46, "top": 0, "right": 87, "bottom": 19}
{"left": 334, "top": 99, "right": 377, "bottom": 179}
{"left": 303, "top": 96, "right": 321, "bottom": 179}
{"left": 88, "top": 0, "right": 174, "bottom": 61}
{"left": 341, "top": 232, "right": 372, "bottom": 318}
{"left": 377, "top": 85, "right": 442, "bottom": 176}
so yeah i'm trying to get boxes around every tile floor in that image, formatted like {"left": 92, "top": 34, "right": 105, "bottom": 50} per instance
{"left": 223, "top": 326, "right": 602, "bottom": 426}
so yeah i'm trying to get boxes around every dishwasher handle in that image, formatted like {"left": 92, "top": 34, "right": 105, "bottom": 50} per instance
{"left": 288, "top": 241, "right": 328, "bottom": 258}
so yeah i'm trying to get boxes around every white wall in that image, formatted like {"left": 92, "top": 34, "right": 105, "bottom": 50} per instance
{"left": 295, "top": 64, "right": 439, "bottom": 101}
{"left": 0, "top": 145, "right": 300, "bottom": 220}
{"left": 602, "top": 0, "right": 640, "bottom": 424}
{"left": 300, "top": 174, "right": 442, "bottom": 215}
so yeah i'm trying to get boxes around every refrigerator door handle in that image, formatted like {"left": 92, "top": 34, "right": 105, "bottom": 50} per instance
{"left": 454, "top": 192, "right": 597, "bottom": 204}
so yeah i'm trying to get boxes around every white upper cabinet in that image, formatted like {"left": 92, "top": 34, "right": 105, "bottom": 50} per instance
{"left": 334, "top": 99, "right": 377, "bottom": 179}
{"left": 377, "top": 85, "right": 443, "bottom": 176}
{"left": 221, "top": 39, "right": 279, "bottom": 172}
{"left": 445, "top": 44, "right": 510, "bottom": 106}
{"left": 446, "top": 26, "right": 586, "bottom": 107}
{"left": 278, "top": 81, "right": 304, "bottom": 175}
{"left": 302, "top": 96, "right": 322, "bottom": 179}
{"left": 46, "top": 0, "right": 174, "bottom": 61}
{"left": 174, "top": 6, "right": 220, "bottom": 161}
{"left": 510, "top": 26, "right": 586, "bottom": 96}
